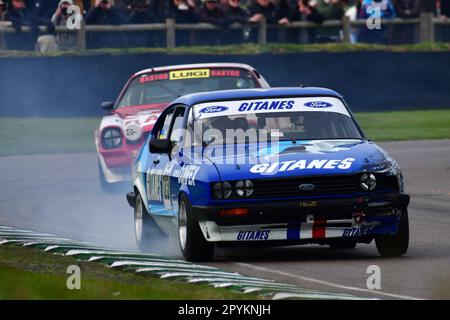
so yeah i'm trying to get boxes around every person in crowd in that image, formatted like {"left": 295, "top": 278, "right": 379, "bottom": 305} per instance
{"left": 51, "top": 0, "right": 81, "bottom": 49}
{"left": 248, "top": 0, "right": 279, "bottom": 24}
{"left": 125, "top": 0, "right": 163, "bottom": 47}
{"left": 85, "top": 0, "right": 124, "bottom": 48}
{"left": 359, "top": 0, "right": 396, "bottom": 19}
{"left": 85, "top": 0, "right": 123, "bottom": 25}
{"left": 5, "top": 0, "right": 56, "bottom": 50}
{"left": 358, "top": 0, "right": 396, "bottom": 43}
{"left": 438, "top": 0, "right": 450, "bottom": 19}
{"left": 290, "top": 0, "right": 324, "bottom": 42}
{"left": 196, "top": 0, "right": 228, "bottom": 26}
{"left": 0, "top": 0, "right": 6, "bottom": 20}
{"left": 126, "top": 0, "right": 158, "bottom": 23}
{"left": 220, "top": 0, "right": 251, "bottom": 43}
{"left": 271, "top": 0, "right": 294, "bottom": 25}
{"left": 220, "top": 0, "right": 249, "bottom": 24}
{"left": 166, "top": 0, "right": 198, "bottom": 23}
{"left": 394, "top": 0, "right": 421, "bottom": 18}
{"left": 314, "top": 0, "right": 345, "bottom": 20}
{"left": 292, "top": 0, "right": 324, "bottom": 23}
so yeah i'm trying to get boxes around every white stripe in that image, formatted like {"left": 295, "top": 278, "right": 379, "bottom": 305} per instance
{"left": 234, "top": 262, "right": 423, "bottom": 300}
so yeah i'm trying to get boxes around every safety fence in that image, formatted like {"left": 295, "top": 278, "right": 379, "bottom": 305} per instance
{"left": 0, "top": 13, "right": 449, "bottom": 51}
{"left": 0, "top": 225, "right": 365, "bottom": 299}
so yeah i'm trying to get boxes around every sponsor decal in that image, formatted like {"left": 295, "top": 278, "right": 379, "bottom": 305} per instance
{"left": 178, "top": 165, "right": 200, "bottom": 186}
{"left": 146, "top": 162, "right": 176, "bottom": 203}
{"left": 299, "top": 201, "right": 317, "bottom": 208}
{"left": 124, "top": 123, "right": 142, "bottom": 141}
{"left": 343, "top": 225, "right": 370, "bottom": 237}
{"left": 249, "top": 158, "right": 355, "bottom": 174}
{"left": 210, "top": 69, "right": 241, "bottom": 77}
{"left": 304, "top": 101, "right": 333, "bottom": 108}
{"left": 170, "top": 69, "right": 210, "bottom": 80}
{"left": 139, "top": 73, "right": 169, "bottom": 83}
{"left": 199, "top": 106, "right": 229, "bottom": 114}
{"left": 238, "top": 100, "right": 295, "bottom": 112}
{"left": 237, "top": 230, "right": 271, "bottom": 241}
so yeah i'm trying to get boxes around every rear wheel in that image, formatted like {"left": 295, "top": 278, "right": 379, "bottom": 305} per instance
{"left": 375, "top": 209, "right": 409, "bottom": 257}
{"left": 178, "top": 194, "right": 214, "bottom": 262}
{"left": 134, "top": 193, "right": 166, "bottom": 252}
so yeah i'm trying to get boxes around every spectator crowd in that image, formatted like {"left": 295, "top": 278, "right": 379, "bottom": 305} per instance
{"left": 1, "top": 0, "right": 450, "bottom": 50}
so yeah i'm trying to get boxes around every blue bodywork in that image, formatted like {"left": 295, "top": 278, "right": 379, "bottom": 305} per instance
{"left": 129, "top": 87, "right": 409, "bottom": 244}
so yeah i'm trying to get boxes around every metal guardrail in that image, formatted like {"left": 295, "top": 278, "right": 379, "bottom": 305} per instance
{"left": 0, "top": 12, "right": 449, "bottom": 50}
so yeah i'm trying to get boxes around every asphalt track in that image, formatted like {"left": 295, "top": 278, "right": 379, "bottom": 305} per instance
{"left": 0, "top": 140, "right": 449, "bottom": 299}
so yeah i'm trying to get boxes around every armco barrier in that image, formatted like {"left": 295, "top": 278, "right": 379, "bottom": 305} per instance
{"left": 0, "top": 51, "right": 449, "bottom": 117}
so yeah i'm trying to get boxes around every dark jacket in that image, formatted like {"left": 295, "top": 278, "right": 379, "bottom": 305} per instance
{"left": 291, "top": 3, "right": 324, "bottom": 23}
{"left": 127, "top": 7, "right": 158, "bottom": 24}
{"left": 441, "top": 0, "right": 450, "bottom": 16}
{"left": 394, "top": 0, "right": 421, "bottom": 18}
{"left": 221, "top": 4, "right": 249, "bottom": 24}
{"left": 166, "top": 1, "right": 198, "bottom": 23}
{"left": 5, "top": 8, "right": 55, "bottom": 34}
{"left": 85, "top": 6, "right": 123, "bottom": 25}
{"left": 248, "top": 3, "right": 278, "bottom": 24}
{"left": 195, "top": 5, "right": 227, "bottom": 26}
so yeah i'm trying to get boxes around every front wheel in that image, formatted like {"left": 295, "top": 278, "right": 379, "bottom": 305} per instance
{"left": 178, "top": 194, "right": 215, "bottom": 262}
{"left": 375, "top": 209, "right": 409, "bottom": 257}
{"left": 134, "top": 193, "right": 166, "bottom": 252}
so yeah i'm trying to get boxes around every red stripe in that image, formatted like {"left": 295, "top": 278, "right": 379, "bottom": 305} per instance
{"left": 313, "top": 218, "right": 326, "bottom": 239}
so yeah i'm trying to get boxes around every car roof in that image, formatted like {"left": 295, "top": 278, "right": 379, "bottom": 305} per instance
{"left": 133, "top": 63, "right": 258, "bottom": 77}
{"left": 171, "top": 87, "right": 343, "bottom": 106}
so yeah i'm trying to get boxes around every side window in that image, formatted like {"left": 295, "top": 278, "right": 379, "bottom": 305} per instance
{"left": 155, "top": 108, "right": 175, "bottom": 140}
{"left": 170, "top": 107, "right": 186, "bottom": 145}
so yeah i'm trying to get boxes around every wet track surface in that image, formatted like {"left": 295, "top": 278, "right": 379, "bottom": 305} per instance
{"left": 0, "top": 140, "right": 449, "bottom": 299}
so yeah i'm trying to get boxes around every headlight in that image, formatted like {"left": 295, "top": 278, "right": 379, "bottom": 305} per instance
{"left": 213, "top": 182, "right": 232, "bottom": 199}
{"left": 102, "top": 128, "right": 122, "bottom": 149}
{"left": 360, "top": 173, "right": 376, "bottom": 191}
{"left": 235, "top": 180, "right": 254, "bottom": 197}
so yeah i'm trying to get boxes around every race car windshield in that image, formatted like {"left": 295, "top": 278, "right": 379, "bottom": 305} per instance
{"left": 190, "top": 97, "right": 363, "bottom": 146}
{"left": 116, "top": 68, "right": 259, "bottom": 108}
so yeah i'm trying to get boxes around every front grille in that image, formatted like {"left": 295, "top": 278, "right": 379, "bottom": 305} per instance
{"left": 253, "top": 173, "right": 398, "bottom": 199}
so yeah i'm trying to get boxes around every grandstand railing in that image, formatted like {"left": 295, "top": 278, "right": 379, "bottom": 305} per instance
{"left": 0, "top": 13, "right": 448, "bottom": 50}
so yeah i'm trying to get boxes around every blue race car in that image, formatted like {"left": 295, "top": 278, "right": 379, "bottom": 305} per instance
{"left": 126, "top": 87, "right": 410, "bottom": 261}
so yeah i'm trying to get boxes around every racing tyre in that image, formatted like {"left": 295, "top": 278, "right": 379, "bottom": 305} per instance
{"left": 134, "top": 192, "right": 166, "bottom": 252}
{"left": 329, "top": 239, "right": 357, "bottom": 249}
{"left": 375, "top": 209, "right": 409, "bottom": 257}
{"left": 178, "top": 194, "right": 215, "bottom": 262}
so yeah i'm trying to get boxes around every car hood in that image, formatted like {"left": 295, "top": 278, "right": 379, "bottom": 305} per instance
{"left": 202, "top": 139, "right": 389, "bottom": 181}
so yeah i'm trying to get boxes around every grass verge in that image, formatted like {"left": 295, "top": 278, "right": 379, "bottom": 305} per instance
{"left": 0, "top": 109, "right": 449, "bottom": 157}
{"left": 0, "top": 244, "right": 258, "bottom": 300}
{"left": 0, "top": 42, "right": 449, "bottom": 58}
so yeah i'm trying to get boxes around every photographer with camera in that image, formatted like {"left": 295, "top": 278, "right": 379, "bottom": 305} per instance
{"left": 50, "top": 0, "right": 81, "bottom": 49}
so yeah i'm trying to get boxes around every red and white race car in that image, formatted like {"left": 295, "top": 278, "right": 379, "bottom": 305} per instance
{"left": 95, "top": 63, "right": 270, "bottom": 191}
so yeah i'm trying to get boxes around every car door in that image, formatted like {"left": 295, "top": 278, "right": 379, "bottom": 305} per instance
{"left": 147, "top": 105, "right": 187, "bottom": 217}
{"left": 146, "top": 106, "right": 175, "bottom": 215}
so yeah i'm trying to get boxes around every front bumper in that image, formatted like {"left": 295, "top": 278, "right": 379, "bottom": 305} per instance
{"left": 194, "top": 192, "right": 410, "bottom": 243}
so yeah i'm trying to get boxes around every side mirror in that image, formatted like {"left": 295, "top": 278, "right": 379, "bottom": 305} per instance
{"left": 149, "top": 137, "right": 171, "bottom": 154}
{"left": 101, "top": 101, "right": 114, "bottom": 111}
